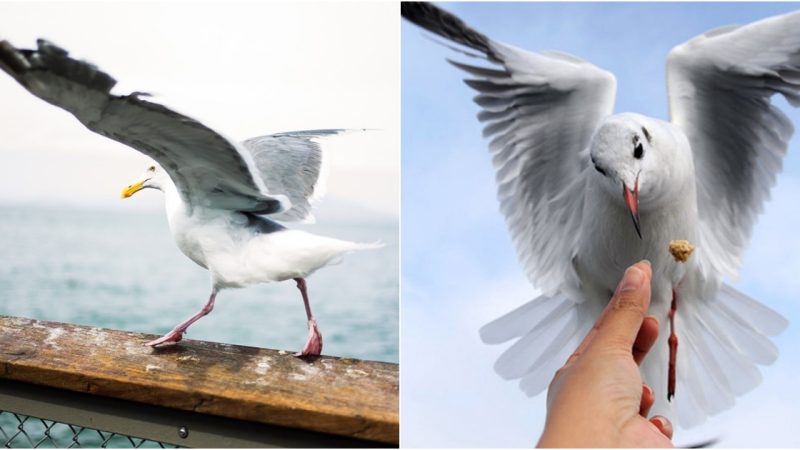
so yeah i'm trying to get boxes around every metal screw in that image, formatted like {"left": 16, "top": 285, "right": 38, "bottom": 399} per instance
{"left": 178, "top": 426, "right": 189, "bottom": 439}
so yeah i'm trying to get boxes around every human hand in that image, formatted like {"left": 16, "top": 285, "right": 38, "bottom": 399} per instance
{"left": 537, "top": 261, "right": 674, "bottom": 448}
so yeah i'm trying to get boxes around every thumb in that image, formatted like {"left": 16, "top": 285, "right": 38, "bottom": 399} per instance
{"left": 591, "top": 261, "right": 653, "bottom": 351}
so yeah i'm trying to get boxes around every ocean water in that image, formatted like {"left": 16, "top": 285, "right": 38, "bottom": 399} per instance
{"left": 0, "top": 205, "right": 398, "bottom": 363}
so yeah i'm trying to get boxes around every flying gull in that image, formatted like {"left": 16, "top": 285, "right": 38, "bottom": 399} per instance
{"left": 403, "top": 3, "right": 798, "bottom": 426}
{"left": 0, "top": 39, "right": 381, "bottom": 356}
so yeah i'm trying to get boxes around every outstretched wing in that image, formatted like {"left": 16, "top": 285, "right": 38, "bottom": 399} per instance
{"left": 667, "top": 11, "right": 800, "bottom": 280}
{"left": 402, "top": 3, "right": 617, "bottom": 294}
{"left": 0, "top": 39, "right": 289, "bottom": 215}
{"left": 243, "top": 129, "right": 347, "bottom": 222}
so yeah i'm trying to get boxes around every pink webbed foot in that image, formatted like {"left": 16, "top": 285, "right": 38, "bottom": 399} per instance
{"left": 145, "top": 290, "right": 217, "bottom": 347}
{"left": 144, "top": 329, "right": 184, "bottom": 347}
{"left": 295, "top": 319, "right": 323, "bottom": 356}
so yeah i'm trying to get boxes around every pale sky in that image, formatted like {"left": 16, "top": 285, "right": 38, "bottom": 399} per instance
{"left": 0, "top": 1, "right": 399, "bottom": 220}
{"left": 403, "top": 2, "right": 800, "bottom": 447}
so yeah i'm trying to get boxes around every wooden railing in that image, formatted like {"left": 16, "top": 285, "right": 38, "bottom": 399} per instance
{"left": 0, "top": 316, "right": 398, "bottom": 447}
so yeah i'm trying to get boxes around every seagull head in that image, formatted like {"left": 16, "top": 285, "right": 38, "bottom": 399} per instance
{"left": 121, "top": 163, "right": 168, "bottom": 198}
{"left": 588, "top": 113, "right": 686, "bottom": 239}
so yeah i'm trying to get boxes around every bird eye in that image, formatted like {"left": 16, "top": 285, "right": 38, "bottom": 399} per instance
{"left": 148, "top": 166, "right": 156, "bottom": 172}
{"left": 634, "top": 142, "right": 644, "bottom": 159}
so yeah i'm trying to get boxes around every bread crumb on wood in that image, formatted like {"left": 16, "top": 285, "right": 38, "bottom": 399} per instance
{"left": 669, "top": 240, "right": 695, "bottom": 263}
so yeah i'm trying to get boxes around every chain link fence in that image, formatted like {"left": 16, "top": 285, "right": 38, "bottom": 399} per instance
{"left": 0, "top": 378, "right": 379, "bottom": 448}
{"left": 0, "top": 411, "right": 176, "bottom": 449}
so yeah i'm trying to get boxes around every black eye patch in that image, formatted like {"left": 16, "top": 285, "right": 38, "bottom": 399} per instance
{"left": 642, "top": 126, "right": 652, "bottom": 143}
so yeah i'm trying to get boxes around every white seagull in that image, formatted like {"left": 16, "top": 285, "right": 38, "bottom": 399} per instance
{"left": 0, "top": 39, "right": 380, "bottom": 356}
{"left": 403, "top": 3, "right": 799, "bottom": 426}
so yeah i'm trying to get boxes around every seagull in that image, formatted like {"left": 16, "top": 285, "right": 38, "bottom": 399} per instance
{"left": 403, "top": 3, "right": 799, "bottom": 426}
{"left": 0, "top": 39, "right": 381, "bottom": 356}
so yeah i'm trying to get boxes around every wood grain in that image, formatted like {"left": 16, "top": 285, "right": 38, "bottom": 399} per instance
{"left": 0, "top": 316, "right": 398, "bottom": 445}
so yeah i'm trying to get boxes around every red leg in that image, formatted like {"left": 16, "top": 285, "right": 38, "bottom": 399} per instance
{"left": 668, "top": 290, "right": 678, "bottom": 401}
{"left": 145, "top": 289, "right": 218, "bottom": 347}
{"left": 294, "top": 278, "right": 323, "bottom": 356}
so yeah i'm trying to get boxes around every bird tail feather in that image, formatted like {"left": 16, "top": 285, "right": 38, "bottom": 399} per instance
{"left": 646, "top": 283, "right": 787, "bottom": 428}
{"left": 481, "top": 284, "right": 787, "bottom": 428}
{"left": 479, "top": 293, "right": 598, "bottom": 396}
{"left": 348, "top": 240, "right": 384, "bottom": 251}
{"left": 326, "top": 240, "right": 383, "bottom": 266}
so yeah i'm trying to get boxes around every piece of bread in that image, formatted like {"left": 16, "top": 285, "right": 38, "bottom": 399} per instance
{"left": 669, "top": 240, "right": 695, "bottom": 263}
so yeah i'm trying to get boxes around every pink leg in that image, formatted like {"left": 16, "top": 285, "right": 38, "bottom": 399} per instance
{"left": 145, "top": 290, "right": 218, "bottom": 347}
{"left": 294, "top": 278, "right": 322, "bottom": 356}
{"left": 668, "top": 290, "right": 678, "bottom": 401}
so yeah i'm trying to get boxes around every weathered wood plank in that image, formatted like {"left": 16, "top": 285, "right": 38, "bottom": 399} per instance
{"left": 0, "top": 316, "right": 398, "bottom": 445}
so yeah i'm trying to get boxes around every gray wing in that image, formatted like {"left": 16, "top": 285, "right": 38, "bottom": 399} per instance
{"left": 667, "top": 11, "right": 800, "bottom": 280}
{"left": 403, "top": 3, "right": 617, "bottom": 294}
{"left": 0, "top": 39, "right": 288, "bottom": 215}
{"left": 243, "top": 129, "right": 346, "bottom": 222}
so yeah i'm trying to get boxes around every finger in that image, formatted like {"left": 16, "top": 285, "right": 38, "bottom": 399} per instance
{"left": 640, "top": 383, "right": 654, "bottom": 417}
{"left": 562, "top": 308, "right": 608, "bottom": 368}
{"left": 566, "top": 261, "right": 653, "bottom": 367}
{"left": 633, "top": 315, "right": 659, "bottom": 365}
{"left": 650, "top": 415, "right": 674, "bottom": 440}
{"left": 563, "top": 326, "right": 599, "bottom": 368}
{"left": 590, "top": 261, "right": 652, "bottom": 352}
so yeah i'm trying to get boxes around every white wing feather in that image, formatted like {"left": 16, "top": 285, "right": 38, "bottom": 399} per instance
{"left": 664, "top": 15, "right": 800, "bottom": 423}
{"left": 404, "top": 2, "right": 620, "bottom": 398}
{"left": 0, "top": 39, "right": 290, "bottom": 215}
{"left": 243, "top": 129, "right": 348, "bottom": 223}
{"left": 403, "top": 3, "right": 617, "bottom": 295}
{"left": 667, "top": 11, "right": 800, "bottom": 280}
{"left": 471, "top": 44, "right": 617, "bottom": 296}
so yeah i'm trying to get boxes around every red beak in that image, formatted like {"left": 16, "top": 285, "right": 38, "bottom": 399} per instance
{"left": 623, "top": 176, "right": 642, "bottom": 239}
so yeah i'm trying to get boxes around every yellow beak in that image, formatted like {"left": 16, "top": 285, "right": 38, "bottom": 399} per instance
{"left": 121, "top": 180, "right": 145, "bottom": 199}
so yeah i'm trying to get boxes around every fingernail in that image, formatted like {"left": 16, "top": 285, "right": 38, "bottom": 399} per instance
{"left": 651, "top": 416, "right": 664, "bottom": 428}
{"left": 618, "top": 266, "right": 645, "bottom": 293}
{"left": 641, "top": 259, "right": 651, "bottom": 267}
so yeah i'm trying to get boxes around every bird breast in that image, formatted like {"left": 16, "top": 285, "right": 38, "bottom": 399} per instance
{"left": 166, "top": 207, "right": 230, "bottom": 270}
{"left": 574, "top": 174, "right": 700, "bottom": 314}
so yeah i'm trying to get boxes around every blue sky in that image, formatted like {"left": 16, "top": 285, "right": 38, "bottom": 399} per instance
{"left": 402, "top": 3, "right": 800, "bottom": 447}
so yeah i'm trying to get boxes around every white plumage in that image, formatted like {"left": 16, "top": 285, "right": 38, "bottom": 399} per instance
{"left": 151, "top": 166, "right": 378, "bottom": 289}
{"left": 404, "top": 3, "right": 798, "bottom": 427}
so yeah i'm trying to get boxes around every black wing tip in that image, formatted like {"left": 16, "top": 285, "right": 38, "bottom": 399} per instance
{"left": 685, "top": 437, "right": 720, "bottom": 449}
{"left": 36, "top": 38, "right": 68, "bottom": 57}
{"left": 0, "top": 38, "right": 117, "bottom": 95}
{"left": 0, "top": 40, "right": 30, "bottom": 78}
{"left": 400, "top": 2, "right": 432, "bottom": 22}
{"left": 402, "top": 2, "right": 493, "bottom": 57}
